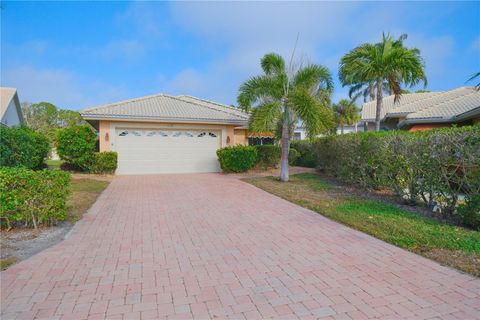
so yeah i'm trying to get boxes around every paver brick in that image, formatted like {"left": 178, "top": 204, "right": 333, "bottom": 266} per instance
{"left": 1, "top": 174, "right": 479, "bottom": 320}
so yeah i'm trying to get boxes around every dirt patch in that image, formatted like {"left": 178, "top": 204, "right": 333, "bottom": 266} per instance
{"left": 1, "top": 223, "right": 72, "bottom": 267}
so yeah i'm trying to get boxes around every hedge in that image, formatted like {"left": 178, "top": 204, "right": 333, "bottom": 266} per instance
{"left": 0, "top": 126, "right": 50, "bottom": 170}
{"left": 255, "top": 145, "right": 280, "bottom": 168}
{"left": 314, "top": 126, "right": 480, "bottom": 225}
{"left": 93, "top": 152, "right": 118, "bottom": 174}
{"left": 56, "top": 125, "right": 97, "bottom": 171}
{"left": 290, "top": 140, "right": 316, "bottom": 168}
{"left": 255, "top": 145, "right": 300, "bottom": 168}
{"left": 0, "top": 168, "right": 70, "bottom": 229}
{"left": 216, "top": 145, "right": 257, "bottom": 173}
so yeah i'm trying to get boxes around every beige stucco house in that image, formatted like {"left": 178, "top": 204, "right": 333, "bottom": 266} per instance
{"left": 361, "top": 87, "right": 480, "bottom": 131}
{"left": 80, "top": 94, "right": 249, "bottom": 175}
{"left": 0, "top": 87, "right": 24, "bottom": 127}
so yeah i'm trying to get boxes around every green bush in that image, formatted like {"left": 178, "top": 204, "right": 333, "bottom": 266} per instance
{"left": 289, "top": 148, "right": 300, "bottom": 166}
{"left": 255, "top": 145, "right": 281, "bottom": 168}
{"left": 457, "top": 195, "right": 480, "bottom": 230}
{"left": 0, "top": 126, "right": 50, "bottom": 170}
{"left": 217, "top": 145, "right": 257, "bottom": 173}
{"left": 290, "top": 140, "right": 317, "bottom": 167}
{"left": 0, "top": 167, "right": 70, "bottom": 229}
{"left": 56, "top": 125, "right": 97, "bottom": 171}
{"left": 93, "top": 152, "right": 118, "bottom": 174}
{"left": 314, "top": 126, "right": 480, "bottom": 217}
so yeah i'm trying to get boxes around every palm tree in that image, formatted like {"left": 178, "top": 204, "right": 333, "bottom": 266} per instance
{"left": 238, "top": 53, "right": 334, "bottom": 182}
{"left": 332, "top": 99, "right": 361, "bottom": 134}
{"left": 339, "top": 33, "right": 427, "bottom": 131}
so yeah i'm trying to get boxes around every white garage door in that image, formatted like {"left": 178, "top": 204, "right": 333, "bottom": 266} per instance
{"left": 115, "top": 129, "right": 221, "bottom": 175}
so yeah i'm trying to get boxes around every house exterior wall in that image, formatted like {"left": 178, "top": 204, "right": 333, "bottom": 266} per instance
{"left": 1, "top": 99, "right": 22, "bottom": 127}
{"left": 97, "top": 120, "right": 247, "bottom": 152}
{"left": 233, "top": 129, "right": 247, "bottom": 145}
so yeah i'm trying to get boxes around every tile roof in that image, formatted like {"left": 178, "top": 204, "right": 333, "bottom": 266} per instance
{"left": 361, "top": 87, "right": 480, "bottom": 126}
{"left": 81, "top": 93, "right": 249, "bottom": 125}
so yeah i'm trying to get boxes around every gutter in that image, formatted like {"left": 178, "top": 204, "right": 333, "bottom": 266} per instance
{"left": 80, "top": 113, "right": 249, "bottom": 126}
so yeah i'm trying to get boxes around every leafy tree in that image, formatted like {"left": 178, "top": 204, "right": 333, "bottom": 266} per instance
{"left": 332, "top": 99, "right": 361, "bottom": 134}
{"left": 22, "top": 102, "right": 58, "bottom": 138}
{"left": 339, "top": 33, "right": 427, "bottom": 131}
{"left": 238, "top": 53, "right": 334, "bottom": 181}
{"left": 58, "top": 109, "right": 86, "bottom": 127}
{"left": 21, "top": 102, "right": 85, "bottom": 139}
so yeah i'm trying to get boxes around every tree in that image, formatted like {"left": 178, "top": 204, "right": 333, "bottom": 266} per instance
{"left": 58, "top": 109, "right": 86, "bottom": 127}
{"left": 238, "top": 53, "right": 334, "bottom": 182}
{"left": 339, "top": 33, "right": 427, "bottom": 131}
{"left": 21, "top": 102, "right": 85, "bottom": 139}
{"left": 332, "top": 99, "right": 361, "bottom": 134}
{"left": 22, "top": 102, "right": 58, "bottom": 138}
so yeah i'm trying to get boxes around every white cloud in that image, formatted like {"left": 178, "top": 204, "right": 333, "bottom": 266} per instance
{"left": 1, "top": 65, "right": 128, "bottom": 109}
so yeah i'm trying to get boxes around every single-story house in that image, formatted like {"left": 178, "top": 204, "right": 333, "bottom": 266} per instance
{"left": 0, "top": 87, "right": 24, "bottom": 127}
{"left": 80, "top": 94, "right": 249, "bottom": 175}
{"left": 361, "top": 86, "right": 480, "bottom": 131}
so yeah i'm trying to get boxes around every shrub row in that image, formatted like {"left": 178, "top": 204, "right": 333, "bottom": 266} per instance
{"left": 0, "top": 168, "right": 70, "bottom": 229}
{"left": 0, "top": 126, "right": 50, "bottom": 170}
{"left": 217, "top": 145, "right": 258, "bottom": 173}
{"left": 216, "top": 144, "right": 300, "bottom": 173}
{"left": 290, "top": 140, "right": 316, "bottom": 168}
{"left": 314, "top": 126, "right": 480, "bottom": 228}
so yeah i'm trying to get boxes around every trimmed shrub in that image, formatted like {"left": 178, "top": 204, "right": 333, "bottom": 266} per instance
{"left": 290, "top": 140, "right": 317, "bottom": 167}
{"left": 255, "top": 145, "right": 281, "bottom": 168}
{"left": 289, "top": 148, "right": 300, "bottom": 166}
{"left": 0, "top": 126, "right": 50, "bottom": 170}
{"left": 457, "top": 195, "right": 480, "bottom": 230}
{"left": 217, "top": 145, "right": 257, "bottom": 173}
{"left": 56, "top": 125, "right": 97, "bottom": 171}
{"left": 93, "top": 152, "right": 118, "bottom": 174}
{"left": 0, "top": 167, "right": 70, "bottom": 229}
{"left": 314, "top": 126, "right": 480, "bottom": 217}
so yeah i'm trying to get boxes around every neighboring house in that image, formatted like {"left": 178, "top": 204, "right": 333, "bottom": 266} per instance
{"left": 361, "top": 87, "right": 480, "bottom": 131}
{"left": 80, "top": 94, "right": 249, "bottom": 175}
{"left": 0, "top": 87, "right": 24, "bottom": 127}
{"left": 335, "top": 122, "right": 365, "bottom": 135}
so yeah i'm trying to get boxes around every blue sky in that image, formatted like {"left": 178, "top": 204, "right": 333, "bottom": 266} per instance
{"left": 1, "top": 1, "right": 479, "bottom": 110}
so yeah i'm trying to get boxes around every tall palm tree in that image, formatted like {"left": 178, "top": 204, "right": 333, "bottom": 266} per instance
{"left": 332, "top": 99, "right": 361, "bottom": 134}
{"left": 339, "top": 33, "right": 427, "bottom": 131}
{"left": 238, "top": 53, "right": 334, "bottom": 182}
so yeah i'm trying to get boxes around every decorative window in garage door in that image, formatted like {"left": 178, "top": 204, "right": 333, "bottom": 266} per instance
{"left": 197, "top": 132, "right": 217, "bottom": 138}
{"left": 118, "top": 130, "right": 218, "bottom": 138}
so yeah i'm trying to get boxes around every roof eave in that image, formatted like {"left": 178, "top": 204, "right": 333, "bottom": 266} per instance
{"left": 398, "top": 117, "right": 452, "bottom": 128}
{"left": 80, "top": 113, "right": 249, "bottom": 126}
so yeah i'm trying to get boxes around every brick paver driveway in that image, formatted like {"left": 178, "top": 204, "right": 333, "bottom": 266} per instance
{"left": 1, "top": 174, "right": 479, "bottom": 320}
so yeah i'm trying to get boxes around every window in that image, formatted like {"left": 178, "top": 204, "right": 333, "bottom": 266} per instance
{"left": 118, "top": 131, "right": 128, "bottom": 136}
{"left": 173, "top": 131, "right": 194, "bottom": 137}
{"left": 208, "top": 132, "right": 217, "bottom": 137}
{"left": 293, "top": 132, "right": 302, "bottom": 140}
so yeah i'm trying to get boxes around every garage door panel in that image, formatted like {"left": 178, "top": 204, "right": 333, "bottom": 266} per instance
{"left": 115, "top": 128, "right": 221, "bottom": 175}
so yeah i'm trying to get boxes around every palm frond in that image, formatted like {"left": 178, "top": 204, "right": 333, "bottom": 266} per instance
{"left": 237, "top": 75, "right": 283, "bottom": 111}
{"left": 248, "top": 101, "right": 282, "bottom": 133}
{"left": 261, "top": 53, "right": 286, "bottom": 76}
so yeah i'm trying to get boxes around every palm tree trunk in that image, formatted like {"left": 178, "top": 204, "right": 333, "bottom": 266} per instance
{"left": 280, "top": 113, "right": 290, "bottom": 182}
{"left": 375, "top": 81, "right": 383, "bottom": 131}
{"left": 341, "top": 124, "right": 344, "bottom": 134}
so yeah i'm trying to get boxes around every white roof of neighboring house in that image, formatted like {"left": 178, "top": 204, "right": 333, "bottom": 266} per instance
{"left": 361, "top": 87, "right": 480, "bottom": 127}
{"left": 81, "top": 93, "right": 249, "bottom": 125}
{"left": 0, "top": 87, "right": 24, "bottom": 125}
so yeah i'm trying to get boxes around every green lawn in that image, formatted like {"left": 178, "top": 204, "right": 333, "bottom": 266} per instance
{"left": 244, "top": 173, "right": 480, "bottom": 276}
{"left": 67, "top": 178, "right": 110, "bottom": 222}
